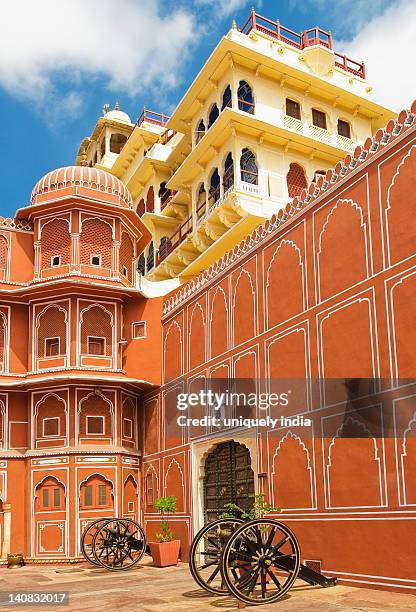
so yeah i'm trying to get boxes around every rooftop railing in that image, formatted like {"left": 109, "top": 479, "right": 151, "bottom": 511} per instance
{"left": 240, "top": 10, "right": 365, "bottom": 79}
{"left": 137, "top": 108, "right": 171, "bottom": 127}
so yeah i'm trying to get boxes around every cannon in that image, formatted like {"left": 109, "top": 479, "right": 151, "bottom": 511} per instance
{"left": 189, "top": 517, "right": 337, "bottom": 605}
{"left": 81, "top": 518, "right": 147, "bottom": 571}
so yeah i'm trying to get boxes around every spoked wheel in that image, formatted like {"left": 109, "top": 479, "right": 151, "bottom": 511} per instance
{"left": 92, "top": 518, "right": 147, "bottom": 571}
{"left": 189, "top": 518, "right": 243, "bottom": 594}
{"left": 80, "top": 518, "right": 109, "bottom": 565}
{"left": 220, "top": 518, "right": 301, "bottom": 605}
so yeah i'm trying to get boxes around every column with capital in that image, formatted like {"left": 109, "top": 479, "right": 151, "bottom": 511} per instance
{"left": 70, "top": 233, "right": 81, "bottom": 273}
{"left": 33, "top": 241, "right": 41, "bottom": 279}
{"left": 112, "top": 240, "right": 120, "bottom": 280}
{"left": 1, "top": 502, "right": 11, "bottom": 559}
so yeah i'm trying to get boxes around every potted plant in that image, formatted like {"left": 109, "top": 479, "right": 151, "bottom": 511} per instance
{"left": 149, "top": 495, "right": 181, "bottom": 567}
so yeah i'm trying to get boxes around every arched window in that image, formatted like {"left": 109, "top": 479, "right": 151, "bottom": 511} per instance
{"left": 147, "top": 241, "right": 154, "bottom": 272}
{"left": 159, "top": 236, "right": 172, "bottom": 260}
{"left": 196, "top": 183, "right": 206, "bottom": 217}
{"left": 80, "top": 305, "right": 112, "bottom": 357}
{"left": 286, "top": 163, "right": 308, "bottom": 198}
{"left": 79, "top": 393, "right": 112, "bottom": 440}
{"left": 238, "top": 80, "right": 254, "bottom": 114}
{"left": 159, "top": 182, "right": 170, "bottom": 209}
{"left": 195, "top": 119, "right": 205, "bottom": 145}
{"left": 109, "top": 133, "right": 127, "bottom": 154}
{"left": 146, "top": 186, "right": 155, "bottom": 213}
{"left": 0, "top": 314, "right": 6, "bottom": 371}
{"left": 137, "top": 198, "right": 145, "bottom": 217}
{"left": 0, "top": 235, "right": 8, "bottom": 274}
{"left": 208, "top": 103, "right": 219, "bottom": 128}
{"left": 37, "top": 305, "right": 67, "bottom": 359}
{"left": 208, "top": 169, "right": 220, "bottom": 206}
{"left": 35, "top": 477, "right": 65, "bottom": 512}
{"left": 35, "top": 393, "right": 66, "bottom": 441}
{"left": 240, "top": 148, "right": 258, "bottom": 185}
{"left": 221, "top": 85, "right": 232, "bottom": 110}
{"left": 80, "top": 219, "right": 112, "bottom": 268}
{"left": 80, "top": 475, "right": 113, "bottom": 509}
{"left": 41, "top": 219, "right": 71, "bottom": 269}
{"left": 119, "top": 232, "right": 134, "bottom": 282}
{"left": 223, "top": 153, "right": 234, "bottom": 192}
{"left": 138, "top": 253, "right": 145, "bottom": 275}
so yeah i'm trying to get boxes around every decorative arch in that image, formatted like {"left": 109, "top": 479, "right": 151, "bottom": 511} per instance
{"left": 78, "top": 391, "right": 114, "bottom": 441}
{"left": 79, "top": 472, "right": 114, "bottom": 510}
{"left": 164, "top": 458, "right": 185, "bottom": 512}
{"left": 286, "top": 163, "right": 307, "bottom": 199}
{"left": 400, "top": 412, "right": 416, "bottom": 505}
{"left": 271, "top": 432, "right": 314, "bottom": 510}
{"left": 144, "top": 463, "right": 159, "bottom": 509}
{"left": 266, "top": 240, "right": 304, "bottom": 328}
{"left": 195, "top": 119, "right": 205, "bottom": 145}
{"left": 237, "top": 80, "right": 254, "bottom": 113}
{"left": 35, "top": 303, "right": 68, "bottom": 360}
{"left": 326, "top": 417, "right": 383, "bottom": 508}
{"left": 210, "top": 286, "right": 228, "bottom": 358}
{"left": 34, "top": 475, "right": 66, "bottom": 512}
{"left": 80, "top": 217, "right": 113, "bottom": 268}
{"left": 79, "top": 303, "right": 114, "bottom": 358}
{"left": 146, "top": 186, "right": 155, "bottom": 213}
{"left": 163, "top": 320, "right": 182, "bottom": 381}
{"left": 0, "top": 234, "right": 8, "bottom": 275}
{"left": 189, "top": 302, "right": 205, "bottom": 370}
{"left": 386, "top": 145, "right": 416, "bottom": 265}
{"left": 0, "top": 312, "right": 8, "bottom": 372}
{"left": 123, "top": 474, "right": 138, "bottom": 515}
{"left": 233, "top": 268, "right": 255, "bottom": 346}
{"left": 317, "top": 199, "right": 368, "bottom": 301}
{"left": 34, "top": 392, "right": 67, "bottom": 444}
{"left": 221, "top": 84, "right": 232, "bottom": 110}
{"left": 208, "top": 168, "right": 220, "bottom": 206}
{"left": 40, "top": 218, "right": 71, "bottom": 269}
{"left": 223, "top": 152, "right": 234, "bottom": 191}
{"left": 208, "top": 103, "right": 219, "bottom": 128}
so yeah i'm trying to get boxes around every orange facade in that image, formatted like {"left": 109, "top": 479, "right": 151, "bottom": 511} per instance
{"left": 1, "top": 105, "right": 416, "bottom": 594}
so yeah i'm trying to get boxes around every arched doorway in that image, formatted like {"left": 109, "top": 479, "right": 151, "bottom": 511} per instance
{"left": 203, "top": 441, "right": 255, "bottom": 523}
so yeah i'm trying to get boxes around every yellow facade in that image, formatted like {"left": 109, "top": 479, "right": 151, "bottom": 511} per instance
{"left": 77, "top": 12, "right": 395, "bottom": 282}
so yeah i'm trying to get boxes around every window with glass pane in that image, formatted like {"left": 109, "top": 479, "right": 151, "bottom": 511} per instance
{"left": 53, "top": 488, "right": 61, "bottom": 507}
{"left": 98, "top": 485, "right": 107, "bottom": 506}
{"left": 87, "top": 336, "right": 105, "bottom": 355}
{"left": 45, "top": 337, "right": 60, "bottom": 357}
{"left": 337, "top": 119, "right": 351, "bottom": 138}
{"left": 84, "top": 485, "right": 93, "bottom": 506}
{"left": 286, "top": 98, "right": 301, "bottom": 119}
{"left": 42, "top": 489, "right": 49, "bottom": 508}
{"left": 312, "top": 109, "right": 327, "bottom": 130}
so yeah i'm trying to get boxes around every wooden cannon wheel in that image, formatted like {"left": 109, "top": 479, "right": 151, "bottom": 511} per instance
{"left": 91, "top": 518, "right": 147, "bottom": 571}
{"left": 219, "top": 518, "right": 301, "bottom": 605}
{"left": 189, "top": 518, "right": 243, "bottom": 594}
{"left": 80, "top": 518, "right": 111, "bottom": 566}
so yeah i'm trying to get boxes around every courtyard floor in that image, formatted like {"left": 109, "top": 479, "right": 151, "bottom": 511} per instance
{"left": 0, "top": 558, "right": 415, "bottom": 611}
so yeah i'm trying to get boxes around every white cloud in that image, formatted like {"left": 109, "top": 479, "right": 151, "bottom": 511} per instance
{"left": 337, "top": 0, "right": 416, "bottom": 110}
{"left": 0, "top": 0, "right": 195, "bottom": 117}
{"left": 194, "top": 0, "right": 252, "bottom": 19}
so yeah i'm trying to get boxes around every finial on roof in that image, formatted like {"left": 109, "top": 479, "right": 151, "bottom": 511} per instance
{"left": 232, "top": 19, "right": 237, "bottom": 29}
{"left": 115, "top": 101, "right": 119, "bottom": 110}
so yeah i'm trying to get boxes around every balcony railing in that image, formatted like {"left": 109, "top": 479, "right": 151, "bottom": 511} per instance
{"left": 237, "top": 98, "right": 255, "bottom": 114}
{"left": 160, "top": 128, "right": 177, "bottom": 145}
{"left": 239, "top": 10, "right": 365, "bottom": 79}
{"left": 160, "top": 189, "right": 177, "bottom": 211}
{"left": 156, "top": 216, "right": 193, "bottom": 266}
{"left": 137, "top": 108, "right": 171, "bottom": 127}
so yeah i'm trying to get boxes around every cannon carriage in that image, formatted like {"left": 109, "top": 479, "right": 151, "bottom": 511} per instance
{"left": 189, "top": 517, "right": 337, "bottom": 605}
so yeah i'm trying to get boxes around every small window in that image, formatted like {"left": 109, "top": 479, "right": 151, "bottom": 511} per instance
{"left": 98, "top": 484, "right": 107, "bottom": 506}
{"left": 132, "top": 321, "right": 146, "bottom": 339}
{"left": 90, "top": 255, "right": 101, "bottom": 266}
{"left": 53, "top": 488, "right": 61, "bottom": 508}
{"left": 84, "top": 485, "right": 93, "bottom": 506}
{"left": 122, "top": 266, "right": 128, "bottom": 277}
{"left": 286, "top": 99, "right": 301, "bottom": 120}
{"left": 128, "top": 501, "right": 134, "bottom": 512}
{"left": 42, "top": 489, "right": 49, "bottom": 508}
{"left": 123, "top": 418, "right": 133, "bottom": 439}
{"left": 45, "top": 337, "right": 60, "bottom": 357}
{"left": 313, "top": 170, "right": 327, "bottom": 182}
{"left": 147, "top": 473, "right": 154, "bottom": 506}
{"left": 43, "top": 417, "right": 60, "bottom": 437}
{"left": 87, "top": 336, "right": 105, "bottom": 355}
{"left": 312, "top": 109, "right": 327, "bottom": 130}
{"left": 86, "top": 415, "right": 105, "bottom": 435}
{"left": 338, "top": 119, "right": 351, "bottom": 138}
{"left": 51, "top": 256, "right": 61, "bottom": 267}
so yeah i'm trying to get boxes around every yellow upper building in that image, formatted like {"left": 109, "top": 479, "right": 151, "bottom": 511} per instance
{"left": 77, "top": 10, "right": 395, "bottom": 282}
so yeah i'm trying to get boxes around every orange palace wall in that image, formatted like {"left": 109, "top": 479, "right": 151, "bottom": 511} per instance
{"left": 142, "top": 112, "right": 416, "bottom": 590}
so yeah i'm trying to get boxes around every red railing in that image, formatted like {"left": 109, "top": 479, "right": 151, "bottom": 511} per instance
{"left": 160, "top": 128, "right": 177, "bottom": 145}
{"left": 240, "top": 10, "right": 365, "bottom": 79}
{"left": 160, "top": 189, "right": 177, "bottom": 211}
{"left": 156, "top": 216, "right": 193, "bottom": 265}
{"left": 137, "top": 108, "right": 171, "bottom": 127}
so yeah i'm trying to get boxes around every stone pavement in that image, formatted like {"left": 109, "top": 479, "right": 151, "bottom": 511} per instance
{"left": 0, "top": 558, "right": 415, "bottom": 611}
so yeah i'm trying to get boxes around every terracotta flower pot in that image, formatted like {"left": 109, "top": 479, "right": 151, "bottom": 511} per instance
{"left": 149, "top": 540, "right": 181, "bottom": 567}
{"left": 7, "top": 553, "right": 24, "bottom": 569}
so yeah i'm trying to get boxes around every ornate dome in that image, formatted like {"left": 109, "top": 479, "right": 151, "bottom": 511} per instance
{"left": 30, "top": 166, "right": 132, "bottom": 208}
{"left": 104, "top": 109, "right": 131, "bottom": 124}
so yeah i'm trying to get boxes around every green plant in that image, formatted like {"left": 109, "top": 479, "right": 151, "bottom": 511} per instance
{"left": 219, "top": 493, "right": 280, "bottom": 520}
{"left": 154, "top": 496, "right": 177, "bottom": 542}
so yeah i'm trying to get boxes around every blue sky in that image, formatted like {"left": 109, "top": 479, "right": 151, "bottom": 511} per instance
{"left": 0, "top": 0, "right": 415, "bottom": 217}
